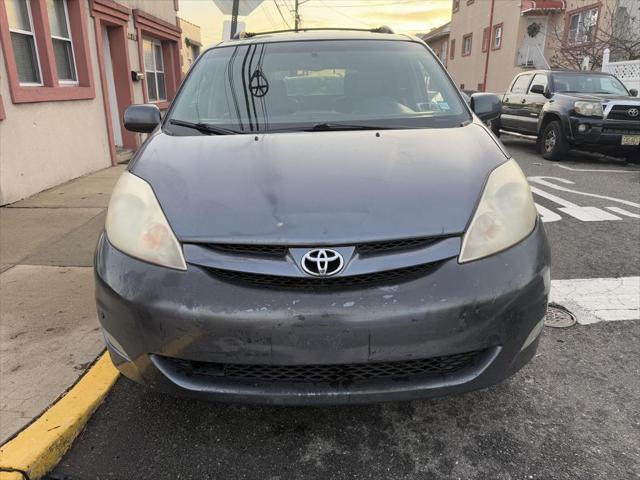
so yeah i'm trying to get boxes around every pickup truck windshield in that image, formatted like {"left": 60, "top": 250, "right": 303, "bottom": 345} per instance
{"left": 166, "top": 40, "right": 469, "bottom": 134}
{"left": 552, "top": 73, "right": 629, "bottom": 96}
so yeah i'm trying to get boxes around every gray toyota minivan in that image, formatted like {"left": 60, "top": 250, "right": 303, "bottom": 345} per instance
{"left": 96, "top": 28, "right": 550, "bottom": 404}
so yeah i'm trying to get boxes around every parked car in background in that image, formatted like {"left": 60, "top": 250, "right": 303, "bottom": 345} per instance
{"left": 96, "top": 29, "right": 550, "bottom": 405}
{"left": 492, "top": 70, "right": 640, "bottom": 162}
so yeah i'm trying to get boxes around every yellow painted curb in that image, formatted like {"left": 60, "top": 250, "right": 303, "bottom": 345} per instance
{"left": 0, "top": 352, "right": 119, "bottom": 480}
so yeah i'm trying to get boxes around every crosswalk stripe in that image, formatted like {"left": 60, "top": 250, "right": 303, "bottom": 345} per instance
{"left": 550, "top": 277, "right": 640, "bottom": 324}
{"left": 606, "top": 206, "right": 640, "bottom": 218}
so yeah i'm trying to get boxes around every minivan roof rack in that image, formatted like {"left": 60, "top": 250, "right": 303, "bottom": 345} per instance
{"left": 232, "top": 26, "right": 395, "bottom": 40}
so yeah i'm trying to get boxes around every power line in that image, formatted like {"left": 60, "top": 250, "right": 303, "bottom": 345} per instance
{"left": 273, "top": 0, "right": 292, "bottom": 28}
{"left": 318, "top": 0, "right": 374, "bottom": 26}
{"left": 261, "top": 1, "right": 281, "bottom": 29}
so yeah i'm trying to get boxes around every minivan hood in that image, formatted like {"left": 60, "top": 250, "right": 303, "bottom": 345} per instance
{"left": 131, "top": 123, "right": 507, "bottom": 244}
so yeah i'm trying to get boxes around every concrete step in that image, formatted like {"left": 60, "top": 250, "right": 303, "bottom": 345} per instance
{"left": 116, "top": 148, "right": 134, "bottom": 164}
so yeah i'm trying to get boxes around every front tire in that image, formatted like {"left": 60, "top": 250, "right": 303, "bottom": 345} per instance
{"left": 540, "top": 121, "right": 568, "bottom": 161}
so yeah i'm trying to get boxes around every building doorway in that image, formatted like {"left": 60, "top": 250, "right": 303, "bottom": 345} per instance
{"left": 102, "top": 26, "right": 123, "bottom": 148}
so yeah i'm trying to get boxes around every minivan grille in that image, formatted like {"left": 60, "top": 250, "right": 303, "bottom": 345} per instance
{"left": 205, "top": 263, "right": 435, "bottom": 290}
{"left": 202, "top": 237, "right": 441, "bottom": 259}
{"left": 356, "top": 237, "right": 442, "bottom": 255}
{"left": 165, "top": 349, "right": 486, "bottom": 384}
{"left": 206, "top": 244, "right": 288, "bottom": 257}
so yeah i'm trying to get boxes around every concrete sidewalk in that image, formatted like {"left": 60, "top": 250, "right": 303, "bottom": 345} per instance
{"left": 0, "top": 165, "right": 125, "bottom": 443}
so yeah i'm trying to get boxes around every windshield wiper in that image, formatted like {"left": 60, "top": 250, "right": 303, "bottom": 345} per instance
{"left": 169, "top": 119, "right": 238, "bottom": 135}
{"left": 305, "top": 122, "right": 394, "bottom": 132}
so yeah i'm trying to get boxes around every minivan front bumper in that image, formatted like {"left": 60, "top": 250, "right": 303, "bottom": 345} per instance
{"left": 95, "top": 221, "right": 550, "bottom": 405}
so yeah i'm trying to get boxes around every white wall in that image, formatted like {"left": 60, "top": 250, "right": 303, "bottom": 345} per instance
{"left": 0, "top": 5, "right": 111, "bottom": 205}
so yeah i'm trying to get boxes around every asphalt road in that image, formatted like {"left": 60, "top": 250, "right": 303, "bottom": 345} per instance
{"left": 507, "top": 137, "right": 640, "bottom": 279}
{"left": 51, "top": 137, "right": 640, "bottom": 480}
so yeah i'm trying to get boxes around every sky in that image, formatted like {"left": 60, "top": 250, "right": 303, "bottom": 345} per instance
{"left": 178, "top": 0, "right": 452, "bottom": 47}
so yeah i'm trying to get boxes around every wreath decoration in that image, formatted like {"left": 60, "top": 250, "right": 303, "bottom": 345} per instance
{"left": 528, "top": 22, "right": 541, "bottom": 38}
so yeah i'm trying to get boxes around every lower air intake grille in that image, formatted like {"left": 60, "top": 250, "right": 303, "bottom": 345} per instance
{"left": 167, "top": 349, "right": 486, "bottom": 384}
{"left": 603, "top": 126, "right": 640, "bottom": 135}
{"left": 206, "top": 263, "right": 434, "bottom": 290}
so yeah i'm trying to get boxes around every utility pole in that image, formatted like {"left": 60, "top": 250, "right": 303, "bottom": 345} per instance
{"left": 230, "top": 0, "right": 240, "bottom": 37}
{"left": 294, "top": 0, "right": 300, "bottom": 30}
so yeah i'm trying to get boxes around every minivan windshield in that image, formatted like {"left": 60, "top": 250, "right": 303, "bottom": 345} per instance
{"left": 166, "top": 39, "right": 469, "bottom": 134}
{"left": 552, "top": 73, "right": 629, "bottom": 96}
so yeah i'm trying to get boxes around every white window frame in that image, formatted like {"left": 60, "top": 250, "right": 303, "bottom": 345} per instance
{"left": 462, "top": 35, "right": 472, "bottom": 56}
{"left": 144, "top": 38, "right": 166, "bottom": 103}
{"left": 8, "top": 0, "right": 43, "bottom": 86}
{"left": 568, "top": 8, "right": 598, "bottom": 45}
{"left": 49, "top": 0, "right": 78, "bottom": 85}
{"left": 493, "top": 25, "right": 503, "bottom": 49}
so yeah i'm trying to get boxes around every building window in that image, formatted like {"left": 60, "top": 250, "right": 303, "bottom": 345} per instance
{"left": 47, "top": 0, "right": 77, "bottom": 83}
{"left": 0, "top": 0, "right": 95, "bottom": 102}
{"left": 452, "top": 0, "right": 460, "bottom": 13}
{"left": 482, "top": 27, "right": 490, "bottom": 53}
{"left": 567, "top": 7, "right": 598, "bottom": 44}
{"left": 462, "top": 33, "right": 472, "bottom": 56}
{"left": 144, "top": 38, "right": 166, "bottom": 102}
{"left": 492, "top": 23, "right": 503, "bottom": 50}
{"left": 6, "top": 0, "right": 42, "bottom": 85}
{"left": 441, "top": 40, "right": 448, "bottom": 64}
{"left": 189, "top": 44, "right": 200, "bottom": 67}
{"left": 450, "top": 39, "right": 455, "bottom": 59}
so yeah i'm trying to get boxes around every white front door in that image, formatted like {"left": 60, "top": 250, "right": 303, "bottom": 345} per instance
{"left": 523, "top": 17, "right": 548, "bottom": 56}
{"left": 102, "top": 27, "right": 123, "bottom": 147}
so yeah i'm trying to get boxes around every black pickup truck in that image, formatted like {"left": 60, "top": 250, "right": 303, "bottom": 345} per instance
{"left": 492, "top": 70, "right": 640, "bottom": 162}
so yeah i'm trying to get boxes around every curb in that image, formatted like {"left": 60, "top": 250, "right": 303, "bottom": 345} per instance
{"left": 0, "top": 352, "right": 119, "bottom": 480}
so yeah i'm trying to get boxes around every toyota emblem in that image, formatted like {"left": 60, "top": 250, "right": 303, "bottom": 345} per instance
{"left": 627, "top": 107, "right": 639, "bottom": 118}
{"left": 301, "top": 249, "right": 344, "bottom": 277}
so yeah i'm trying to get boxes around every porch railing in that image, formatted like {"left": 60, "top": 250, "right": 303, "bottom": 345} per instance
{"left": 602, "top": 48, "right": 640, "bottom": 95}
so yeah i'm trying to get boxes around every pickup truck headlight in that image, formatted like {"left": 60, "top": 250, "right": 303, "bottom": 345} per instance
{"left": 459, "top": 159, "right": 537, "bottom": 263}
{"left": 106, "top": 172, "right": 187, "bottom": 270}
{"left": 574, "top": 101, "right": 603, "bottom": 117}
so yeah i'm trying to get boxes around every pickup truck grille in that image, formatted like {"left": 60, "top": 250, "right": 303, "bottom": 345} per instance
{"left": 607, "top": 105, "right": 640, "bottom": 121}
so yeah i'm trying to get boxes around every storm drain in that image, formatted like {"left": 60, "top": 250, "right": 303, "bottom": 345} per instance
{"left": 544, "top": 304, "right": 577, "bottom": 328}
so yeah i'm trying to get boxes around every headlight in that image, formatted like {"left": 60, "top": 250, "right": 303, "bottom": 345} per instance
{"left": 105, "top": 172, "right": 186, "bottom": 270}
{"left": 459, "top": 159, "right": 537, "bottom": 263}
{"left": 574, "top": 101, "right": 603, "bottom": 117}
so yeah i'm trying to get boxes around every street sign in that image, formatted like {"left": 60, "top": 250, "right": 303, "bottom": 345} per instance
{"left": 222, "top": 20, "right": 246, "bottom": 40}
{"left": 211, "top": 0, "right": 264, "bottom": 16}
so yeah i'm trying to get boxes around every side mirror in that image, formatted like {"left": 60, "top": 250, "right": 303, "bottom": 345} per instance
{"left": 630, "top": 88, "right": 638, "bottom": 97}
{"left": 470, "top": 93, "right": 501, "bottom": 122}
{"left": 530, "top": 84, "right": 545, "bottom": 95}
{"left": 123, "top": 104, "right": 161, "bottom": 133}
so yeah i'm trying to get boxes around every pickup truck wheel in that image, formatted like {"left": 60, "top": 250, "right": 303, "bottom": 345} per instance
{"left": 540, "top": 121, "right": 568, "bottom": 161}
